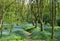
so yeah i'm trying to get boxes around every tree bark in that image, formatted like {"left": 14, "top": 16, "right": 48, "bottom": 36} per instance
{"left": 0, "top": 1, "right": 5, "bottom": 38}
{"left": 51, "top": 0, "right": 56, "bottom": 39}
{"left": 40, "top": 0, "right": 44, "bottom": 31}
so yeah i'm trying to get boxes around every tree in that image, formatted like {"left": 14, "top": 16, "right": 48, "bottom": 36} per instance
{"left": 51, "top": 0, "right": 57, "bottom": 39}
{"left": 0, "top": 0, "right": 5, "bottom": 37}
{"left": 39, "top": 0, "right": 44, "bottom": 31}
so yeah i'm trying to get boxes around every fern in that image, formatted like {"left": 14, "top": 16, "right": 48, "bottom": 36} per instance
{"left": 13, "top": 29, "right": 28, "bottom": 38}
{"left": 31, "top": 27, "right": 51, "bottom": 40}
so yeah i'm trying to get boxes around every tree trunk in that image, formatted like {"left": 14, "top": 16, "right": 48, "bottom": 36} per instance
{"left": 30, "top": 0, "right": 35, "bottom": 27}
{"left": 0, "top": 1, "right": 5, "bottom": 37}
{"left": 0, "top": 19, "right": 3, "bottom": 37}
{"left": 40, "top": 0, "right": 44, "bottom": 31}
{"left": 51, "top": 0, "right": 56, "bottom": 39}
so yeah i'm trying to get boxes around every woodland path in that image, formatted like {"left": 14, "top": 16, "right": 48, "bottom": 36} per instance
{"left": 26, "top": 32, "right": 45, "bottom": 41}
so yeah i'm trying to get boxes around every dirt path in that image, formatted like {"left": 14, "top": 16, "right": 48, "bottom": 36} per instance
{"left": 26, "top": 32, "right": 45, "bottom": 41}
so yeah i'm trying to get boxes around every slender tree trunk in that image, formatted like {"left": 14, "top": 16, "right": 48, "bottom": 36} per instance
{"left": 0, "top": 1, "right": 5, "bottom": 37}
{"left": 51, "top": 0, "right": 54, "bottom": 39}
{"left": 40, "top": 0, "right": 44, "bottom": 31}
{"left": 0, "top": 19, "right": 3, "bottom": 37}
{"left": 30, "top": 0, "right": 35, "bottom": 26}
{"left": 0, "top": 9, "right": 4, "bottom": 38}
{"left": 34, "top": 0, "right": 38, "bottom": 28}
{"left": 51, "top": 0, "right": 56, "bottom": 39}
{"left": 0, "top": 20, "right": 2, "bottom": 37}
{"left": 35, "top": 16, "right": 38, "bottom": 28}
{"left": 54, "top": 0, "right": 57, "bottom": 26}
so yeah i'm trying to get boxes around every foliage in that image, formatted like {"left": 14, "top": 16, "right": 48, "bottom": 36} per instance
{"left": 0, "top": 0, "right": 60, "bottom": 41}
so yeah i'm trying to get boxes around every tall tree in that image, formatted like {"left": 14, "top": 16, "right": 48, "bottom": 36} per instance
{"left": 30, "top": 0, "right": 35, "bottom": 26}
{"left": 51, "top": 0, "right": 56, "bottom": 39}
{"left": 0, "top": 0, "right": 5, "bottom": 37}
{"left": 39, "top": 0, "right": 44, "bottom": 31}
